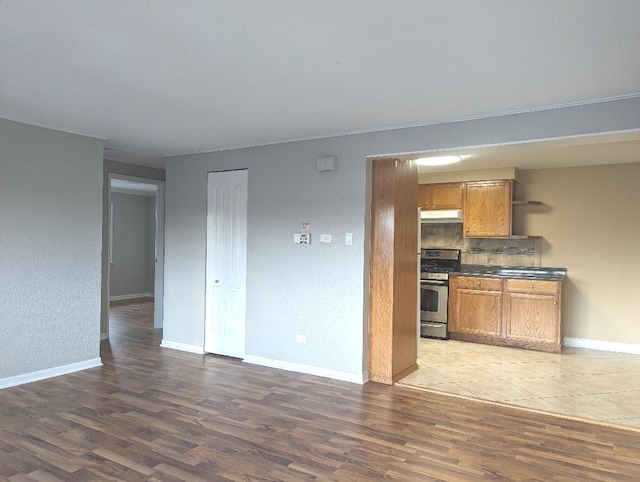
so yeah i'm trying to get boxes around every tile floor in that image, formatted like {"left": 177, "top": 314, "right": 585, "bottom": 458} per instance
{"left": 398, "top": 338, "right": 640, "bottom": 428}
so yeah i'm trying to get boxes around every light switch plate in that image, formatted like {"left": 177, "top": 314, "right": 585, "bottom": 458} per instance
{"left": 345, "top": 233, "right": 353, "bottom": 245}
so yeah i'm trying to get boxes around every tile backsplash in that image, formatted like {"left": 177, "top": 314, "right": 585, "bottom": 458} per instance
{"left": 421, "top": 224, "right": 541, "bottom": 267}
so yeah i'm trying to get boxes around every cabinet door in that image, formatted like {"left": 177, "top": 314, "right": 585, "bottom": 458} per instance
{"left": 418, "top": 183, "right": 463, "bottom": 210}
{"left": 417, "top": 184, "right": 430, "bottom": 208}
{"left": 457, "top": 290, "right": 503, "bottom": 336}
{"left": 450, "top": 286, "right": 502, "bottom": 336}
{"left": 504, "top": 292, "right": 560, "bottom": 345}
{"left": 463, "top": 180, "right": 512, "bottom": 237}
{"left": 429, "top": 183, "right": 463, "bottom": 209}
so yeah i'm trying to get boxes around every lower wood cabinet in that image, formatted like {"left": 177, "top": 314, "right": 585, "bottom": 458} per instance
{"left": 449, "top": 275, "right": 562, "bottom": 353}
{"left": 504, "top": 279, "right": 561, "bottom": 351}
{"left": 449, "top": 277, "right": 503, "bottom": 337}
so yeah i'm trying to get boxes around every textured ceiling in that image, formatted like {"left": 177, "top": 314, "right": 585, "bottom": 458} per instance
{"left": 2, "top": 1, "right": 640, "bottom": 168}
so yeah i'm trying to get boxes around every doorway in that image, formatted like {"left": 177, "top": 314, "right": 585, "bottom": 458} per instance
{"left": 204, "top": 169, "right": 248, "bottom": 358}
{"left": 105, "top": 174, "right": 166, "bottom": 338}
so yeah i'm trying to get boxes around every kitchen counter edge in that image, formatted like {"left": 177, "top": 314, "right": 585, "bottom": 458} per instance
{"left": 455, "top": 265, "right": 567, "bottom": 281}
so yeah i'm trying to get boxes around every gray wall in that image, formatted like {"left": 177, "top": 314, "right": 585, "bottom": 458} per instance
{"left": 165, "top": 140, "right": 367, "bottom": 376}
{"left": 163, "top": 97, "right": 640, "bottom": 381}
{"left": 0, "top": 118, "right": 103, "bottom": 379}
{"left": 109, "top": 192, "right": 156, "bottom": 298}
{"left": 101, "top": 160, "right": 165, "bottom": 335}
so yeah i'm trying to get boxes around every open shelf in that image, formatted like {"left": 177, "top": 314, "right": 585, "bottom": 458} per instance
{"left": 512, "top": 200, "right": 543, "bottom": 206}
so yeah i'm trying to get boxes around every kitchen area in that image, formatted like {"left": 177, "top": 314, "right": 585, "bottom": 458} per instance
{"left": 398, "top": 159, "right": 640, "bottom": 429}
{"left": 417, "top": 177, "right": 566, "bottom": 353}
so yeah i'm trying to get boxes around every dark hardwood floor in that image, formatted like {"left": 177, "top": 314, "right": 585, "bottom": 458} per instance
{"left": 2, "top": 300, "right": 640, "bottom": 480}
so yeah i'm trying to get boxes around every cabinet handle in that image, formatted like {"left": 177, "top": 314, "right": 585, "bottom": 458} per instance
{"left": 553, "top": 301, "right": 557, "bottom": 305}
{"left": 530, "top": 284, "right": 534, "bottom": 289}
{"left": 465, "top": 229, "right": 469, "bottom": 232}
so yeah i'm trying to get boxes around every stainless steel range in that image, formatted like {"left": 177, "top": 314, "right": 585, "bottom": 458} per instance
{"left": 420, "top": 248, "right": 461, "bottom": 339}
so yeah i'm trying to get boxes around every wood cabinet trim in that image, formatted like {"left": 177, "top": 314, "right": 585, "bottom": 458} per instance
{"left": 369, "top": 158, "right": 419, "bottom": 384}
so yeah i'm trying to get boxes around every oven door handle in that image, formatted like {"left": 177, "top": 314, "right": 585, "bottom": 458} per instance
{"left": 420, "top": 279, "right": 447, "bottom": 286}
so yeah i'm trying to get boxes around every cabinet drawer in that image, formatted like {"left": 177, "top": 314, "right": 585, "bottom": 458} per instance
{"left": 452, "top": 276, "right": 503, "bottom": 291}
{"left": 506, "top": 279, "right": 559, "bottom": 295}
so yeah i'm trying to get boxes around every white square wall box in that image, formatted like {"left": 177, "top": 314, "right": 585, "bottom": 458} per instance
{"left": 320, "top": 234, "right": 332, "bottom": 243}
{"left": 317, "top": 156, "right": 337, "bottom": 172}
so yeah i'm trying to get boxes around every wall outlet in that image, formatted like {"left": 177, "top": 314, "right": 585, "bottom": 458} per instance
{"left": 295, "top": 335, "right": 307, "bottom": 344}
{"left": 293, "top": 233, "right": 310, "bottom": 244}
{"left": 320, "top": 233, "right": 332, "bottom": 243}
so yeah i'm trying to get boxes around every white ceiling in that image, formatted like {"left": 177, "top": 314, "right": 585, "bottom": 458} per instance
{"left": 2, "top": 1, "right": 640, "bottom": 168}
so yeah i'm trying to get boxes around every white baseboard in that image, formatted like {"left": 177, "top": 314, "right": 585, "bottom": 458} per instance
{"left": 110, "top": 293, "right": 154, "bottom": 302}
{"left": 243, "top": 355, "right": 366, "bottom": 384}
{"left": 100, "top": 333, "right": 109, "bottom": 340}
{"left": 0, "top": 358, "right": 103, "bottom": 390}
{"left": 160, "top": 339, "right": 205, "bottom": 355}
{"left": 563, "top": 337, "right": 640, "bottom": 355}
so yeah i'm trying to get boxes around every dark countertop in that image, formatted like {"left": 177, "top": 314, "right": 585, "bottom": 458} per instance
{"left": 455, "top": 265, "right": 567, "bottom": 281}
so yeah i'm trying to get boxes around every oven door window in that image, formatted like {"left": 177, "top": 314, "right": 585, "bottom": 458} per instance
{"left": 420, "top": 284, "right": 447, "bottom": 323}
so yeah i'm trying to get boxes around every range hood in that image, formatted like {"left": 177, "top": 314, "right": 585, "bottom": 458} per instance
{"left": 420, "top": 209, "right": 463, "bottom": 224}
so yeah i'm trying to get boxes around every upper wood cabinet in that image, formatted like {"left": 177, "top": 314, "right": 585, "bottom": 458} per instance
{"left": 463, "top": 180, "right": 512, "bottom": 238}
{"left": 418, "top": 182, "right": 463, "bottom": 210}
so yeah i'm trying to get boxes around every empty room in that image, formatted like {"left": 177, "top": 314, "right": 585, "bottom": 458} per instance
{"left": 2, "top": 2, "right": 640, "bottom": 479}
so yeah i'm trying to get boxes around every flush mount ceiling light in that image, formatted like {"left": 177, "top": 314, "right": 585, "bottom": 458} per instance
{"left": 415, "top": 155, "right": 462, "bottom": 166}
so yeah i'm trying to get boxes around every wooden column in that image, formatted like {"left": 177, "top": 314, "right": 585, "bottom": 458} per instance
{"left": 369, "top": 158, "right": 419, "bottom": 384}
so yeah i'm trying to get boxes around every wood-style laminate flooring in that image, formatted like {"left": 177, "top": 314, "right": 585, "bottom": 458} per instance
{"left": 2, "top": 300, "right": 640, "bottom": 480}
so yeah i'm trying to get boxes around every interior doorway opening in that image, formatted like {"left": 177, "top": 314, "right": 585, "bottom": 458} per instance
{"left": 104, "top": 174, "right": 165, "bottom": 340}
